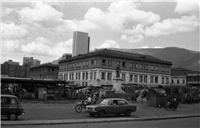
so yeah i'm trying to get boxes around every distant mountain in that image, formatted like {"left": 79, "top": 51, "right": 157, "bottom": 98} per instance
{"left": 113, "top": 47, "right": 200, "bottom": 71}
{"left": 51, "top": 47, "right": 200, "bottom": 71}
{"left": 51, "top": 58, "right": 61, "bottom": 65}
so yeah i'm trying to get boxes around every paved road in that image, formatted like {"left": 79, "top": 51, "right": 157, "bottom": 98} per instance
{"left": 1, "top": 102, "right": 200, "bottom": 121}
{"left": 3, "top": 117, "right": 200, "bottom": 128}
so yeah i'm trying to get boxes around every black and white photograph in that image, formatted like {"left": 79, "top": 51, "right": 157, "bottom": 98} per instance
{"left": 1, "top": 0, "right": 200, "bottom": 128}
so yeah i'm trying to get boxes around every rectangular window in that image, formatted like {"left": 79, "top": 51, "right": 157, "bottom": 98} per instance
{"left": 150, "top": 76, "right": 154, "bottom": 83}
{"left": 155, "top": 65, "right": 159, "bottom": 71}
{"left": 144, "top": 76, "right": 147, "bottom": 83}
{"left": 166, "top": 67, "right": 169, "bottom": 72}
{"left": 72, "top": 73, "right": 74, "bottom": 80}
{"left": 117, "top": 61, "right": 120, "bottom": 66}
{"left": 75, "top": 73, "right": 77, "bottom": 80}
{"left": 182, "top": 79, "right": 185, "bottom": 84}
{"left": 94, "top": 72, "right": 96, "bottom": 79}
{"left": 91, "top": 60, "right": 94, "bottom": 65}
{"left": 101, "top": 72, "right": 105, "bottom": 80}
{"left": 122, "top": 74, "right": 126, "bottom": 81}
{"left": 102, "top": 59, "right": 106, "bottom": 66}
{"left": 108, "top": 60, "right": 112, "bottom": 66}
{"left": 107, "top": 73, "right": 112, "bottom": 80}
{"left": 86, "top": 61, "right": 89, "bottom": 67}
{"left": 144, "top": 64, "right": 148, "bottom": 70}
{"left": 86, "top": 72, "right": 88, "bottom": 80}
{"left": 161, "top": 77, "right": 164, "bottom": 84}
{"left": 151, "top": 65, "right": 154, "bottom": 71}
{"left": 166, "top": 77, "right": 169, "bottom": 84}
{"left": 82, "top": 72, "right": 85, "bottom": 80}
{"left": 172, "top": 79, "right": 174, "bottom": 84}
{"left": 177, "top": 79, "right": 179, "bottom": 84}
{"left": 90, "top": 72, "right": 93, "bottom": 80}
{"left": 139, "top": 75, "right": 143, "bottom": 82}
{"left": 122, "top": 62, "right": 126, "bottom": 68}
{"left": 134, "top": 75, "right": 138, "bottom": 82}
{"left": 135, "top": 63, "right": 139, "bottom": 69}
{"left": 140, "top": 64, "right": 143, "bottom": 69}
{"left": 130, "top": 63, "right": 133, "bottom": 68}
{"left": 155, "top": 76, "right": 158, "bottom": 83}
{"left": 78, "top": 73, "right": 81, "bottom": 80}
{"left": 129, "top": 74, "right": 133, "bottom": 82}
{"left": 162, "top": 66, "right": 165, "bottom": 72}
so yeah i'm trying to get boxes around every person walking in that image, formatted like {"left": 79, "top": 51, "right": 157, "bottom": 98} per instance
{"left": 43, "top": 90, "right": 47, "bottom": 100}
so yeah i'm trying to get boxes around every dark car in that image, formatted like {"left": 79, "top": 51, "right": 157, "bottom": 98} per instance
{"left": 86, "top": 98, "right": 137, "bottom": 117}
{"left": 1, "top": 94, "right": 25, "bottom": 120}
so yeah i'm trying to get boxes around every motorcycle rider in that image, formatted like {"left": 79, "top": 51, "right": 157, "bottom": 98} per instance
{"left": 166, "top": 96, "right": 178, "bottom": 110}
{"left": 84, "top": 94, "right": 92, "bottom": 105}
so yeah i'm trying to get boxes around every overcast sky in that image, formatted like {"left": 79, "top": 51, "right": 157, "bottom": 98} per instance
{"left": 1, "top": 0, "right": 199, "bottom": 65}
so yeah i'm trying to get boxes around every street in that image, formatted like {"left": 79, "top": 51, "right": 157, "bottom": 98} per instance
{"left": 1, "top": 102, "right": 200, "bottom": 121}
{"left": 2, "top": 117, "right": 200, "bottom": 128}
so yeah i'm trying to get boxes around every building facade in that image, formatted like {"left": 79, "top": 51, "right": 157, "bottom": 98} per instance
{"left": 187, "top": 72, "right": 200, "bottom": 86}
{"left": 1, "top": 60, "right": 27, "bottom": 78}
{"left": 29, "top": 63, "right": 59, "bottom": 80}
{"left": 72, "top": 31, "right": 90, "bottom": 57}
{"left": 171, "top": 67, "right": 192, "bottom": 86}
{"left": 58, "top": 49, "right": 172, "bottom": 87}
{"left": 23, "top": 57, "right": 40, "bottom": 67}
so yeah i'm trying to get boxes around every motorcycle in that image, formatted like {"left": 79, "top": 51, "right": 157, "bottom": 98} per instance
{"left": 165, "top": 98, "right": 179, "bottom": 111}
{"left": 75, "top": 100, "right": 88, "bottom": 113}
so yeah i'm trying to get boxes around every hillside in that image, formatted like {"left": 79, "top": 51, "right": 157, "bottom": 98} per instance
{"left": 114, "top": 47, "right": 200, "bottom": 71}
{"left": 51, "top": 47, "right": 200, "bottom": 71}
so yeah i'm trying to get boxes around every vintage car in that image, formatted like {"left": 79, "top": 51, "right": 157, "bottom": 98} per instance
{"left": 1, "top": 94, "right": 25, "bottom": 120}
{"left": 86, "top": 98, "right": 137, "bottom": 117}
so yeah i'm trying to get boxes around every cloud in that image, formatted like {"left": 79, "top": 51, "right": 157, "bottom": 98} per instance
{"left": 2, "top": 22, "right": 28, "bottom": 39}
{"left": 84, "top": 0, "right": 160, "bottom": 43}
{"left": 21, "top": 37, "right": 72, "bottom": 57}
{"left": 55, "top": 19, "right": 98, "bottom": 32}
{"left": 17, "top": 1, "right": 64, "bottom": 29}
{"left": 96, "top": 40, "right": 120, "bottom": 49}
{"left": 175, "top": 1, "right": 199, "bottom": 16}
{"left": 2, "top": 40, "right": 20, "bottom": 52}
{"left": 145, "top": 15, "right": 199, "bottom": 37}
{"left": 2, "top": 8, "right": 14, "bottom": 16}
{"left": 138, "top": 46, "right": 163, "bottom": 49}
{"left": 18, "top": 2, "right": 63, "bottom": 22}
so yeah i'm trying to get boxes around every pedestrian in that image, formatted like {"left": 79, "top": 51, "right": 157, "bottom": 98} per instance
{"left": 92, "top": 94, "right": 97, "bottom": 104}
{"left": 43, "top": 90, "right": 47, "bottom": 100}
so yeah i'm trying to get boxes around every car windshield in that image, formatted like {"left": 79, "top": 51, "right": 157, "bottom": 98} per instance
{"left": 100, "top": 99, "right": 110, "bottom": 105}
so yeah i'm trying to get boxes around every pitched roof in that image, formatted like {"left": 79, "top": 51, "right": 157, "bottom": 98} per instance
{"left": 30, "top": 63, "right": 58, "bottom": 69}
{"left": 59, "top": 48, "right": 172, "bottom": 65}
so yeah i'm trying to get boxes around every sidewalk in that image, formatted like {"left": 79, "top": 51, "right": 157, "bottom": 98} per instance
{"left": 2, "top": 114, "right": 200, "bottom": 126}
{"left": 1, "top": 101, "right": 200, "bottom": 126}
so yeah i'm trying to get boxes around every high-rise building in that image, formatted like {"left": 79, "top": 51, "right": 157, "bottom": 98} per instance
{"left": 72, "top": 31, "right": 90, "bottom": 57}
{"left": 23, "top": 57, "right": 40, "bottom": 67}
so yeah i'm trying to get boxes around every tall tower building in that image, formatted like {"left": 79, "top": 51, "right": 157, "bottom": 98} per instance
{"left": 72, "top": 31, "right": 90, "bottom": 57}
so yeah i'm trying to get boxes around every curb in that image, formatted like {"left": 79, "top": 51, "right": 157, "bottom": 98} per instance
{"left": 2, "top": 114, "right": 200, "bottom": 126}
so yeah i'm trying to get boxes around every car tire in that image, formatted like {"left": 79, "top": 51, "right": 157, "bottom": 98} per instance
{"left": 8, "top": 114, "right": 18, "bottom": 121}
{"left": 125, "top": 110, "right": 131, "bottom": 117}
{"left": 98, "top": 110, "right": 105, "bottom": 117}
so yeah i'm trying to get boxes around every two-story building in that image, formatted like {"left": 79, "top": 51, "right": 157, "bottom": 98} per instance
{"left": 29, "top": 63, "right": 59, "bottom": 80}
{"left": 58, "top": 49, "right": 172, "bottom": 88}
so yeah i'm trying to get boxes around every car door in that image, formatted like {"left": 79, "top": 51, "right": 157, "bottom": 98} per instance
{"left": 117, "top": 100, "right": 128, "bottom": 114}
{"left": 9, "top": 98, "right": 19, "bottom": 114}
{"left": 1, "top": 97, "right": 10, "bottom": 115}
{"left": 106, "top": 100, "right": 119, "bottom": 114}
